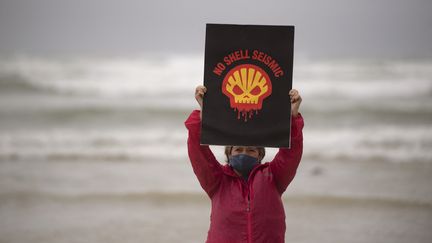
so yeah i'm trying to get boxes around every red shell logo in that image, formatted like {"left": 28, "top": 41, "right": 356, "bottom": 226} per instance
{"left": 222, "top": 64, "right": 272, "bottom": 121}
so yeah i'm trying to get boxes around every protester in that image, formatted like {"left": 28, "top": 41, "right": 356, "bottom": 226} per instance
{"left": 184, "top": 85, "right": 304, "bottom": 242}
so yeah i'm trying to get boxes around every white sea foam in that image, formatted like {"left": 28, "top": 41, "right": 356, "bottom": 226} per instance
{"left": 0, "top": 55, "right": 431, "bottom": 165}
{"left": 0, "top": 125, "right": 431, "bottom": 164}
{"left": 0, "top": 128, "right": 188, "bottom": 162}
{"left": 303, "top": 125, "right": 432, "bottom": 163}
{"left": 0, "top": 55, "right": 204, "bottom": 97}
{"left": 1, "top": 56, "right": 432, "bottom": 100}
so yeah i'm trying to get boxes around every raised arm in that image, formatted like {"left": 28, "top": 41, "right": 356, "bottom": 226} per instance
{"left": 184, "top": 86, "right": 223, "bottom": 197}
{"left": 269, "top": 89, "right": 304, "bottom": 193}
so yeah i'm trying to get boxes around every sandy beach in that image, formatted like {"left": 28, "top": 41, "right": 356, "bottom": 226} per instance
{"left": 1, "top": 158, "right": 431, "bottom": 243}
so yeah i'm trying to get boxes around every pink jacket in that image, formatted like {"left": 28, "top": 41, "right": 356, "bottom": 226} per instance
{"left": 185, "top": 110, "right": 304, "bottom": 243}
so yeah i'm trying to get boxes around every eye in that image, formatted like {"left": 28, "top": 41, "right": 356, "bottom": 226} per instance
{"left": 250, "top": 86, "right": 261, "bottom": 95}
{"left": 233, "top": 85, "right": 243, "bottom": 95}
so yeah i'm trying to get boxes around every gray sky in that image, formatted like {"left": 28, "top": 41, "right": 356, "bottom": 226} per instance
{"left": 1, "top": 0, "right": 431, "bottom": 59}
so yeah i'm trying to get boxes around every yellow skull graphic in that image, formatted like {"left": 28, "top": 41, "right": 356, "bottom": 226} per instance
{"left": 222, "top": 64, "right": 272, "bottom": 120}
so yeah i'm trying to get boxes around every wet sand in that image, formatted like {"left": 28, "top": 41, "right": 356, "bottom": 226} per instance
{"left": 1, "top": 192, "right": 431, "bottom": 243}
{"left": 1, "top": 159, "right": 431, "bottom": 243}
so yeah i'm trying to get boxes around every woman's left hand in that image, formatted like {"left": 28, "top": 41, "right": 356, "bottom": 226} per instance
{"left": 289, "top": 89, "right": 302, "bottom": 117}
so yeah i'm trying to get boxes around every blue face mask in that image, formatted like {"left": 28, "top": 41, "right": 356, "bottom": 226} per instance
{"left": 229, "top": 154, "right": 260, "bottom": 180}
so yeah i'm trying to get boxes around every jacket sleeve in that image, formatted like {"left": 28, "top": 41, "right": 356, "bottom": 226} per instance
{"left": 269, "top": 114, "right": 304, "bottom": 194}
{"left": 185, "top": 110, "right": 223, "bottom": 198}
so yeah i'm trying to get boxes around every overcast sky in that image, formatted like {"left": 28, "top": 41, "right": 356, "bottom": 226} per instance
{"left": 0, "top": 0, "right": 431, "bottom": 59}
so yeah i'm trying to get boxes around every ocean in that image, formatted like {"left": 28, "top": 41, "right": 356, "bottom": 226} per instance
{"left": 1, "top": 55, "right": 431, "bottom": 242}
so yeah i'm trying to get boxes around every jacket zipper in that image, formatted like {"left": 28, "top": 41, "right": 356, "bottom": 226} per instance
{"left": 242, "top": 168, "right": 259, "bottom": 243}
{"left": 246, "top": 185, "right": 252, "bottom": 243}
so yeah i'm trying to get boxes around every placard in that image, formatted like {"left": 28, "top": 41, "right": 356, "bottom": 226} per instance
{"left": 201, "top": 23, "right": 294, "bottom": 147}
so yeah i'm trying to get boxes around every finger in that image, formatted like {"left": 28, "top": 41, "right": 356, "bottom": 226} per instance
{"left": 291, "top": 94, "right": 301, "bottom": 103}
{"left": 290, "top": 89, "right": 299, "bottom": 99}
{"left": 195, "top": 85, "right": 207, "bottom": 93}
{"left": 195, "top": 86, "right": 201, "bottom": 94}
{"left": 195, "top": 89, "right": 204, "bottom": 96}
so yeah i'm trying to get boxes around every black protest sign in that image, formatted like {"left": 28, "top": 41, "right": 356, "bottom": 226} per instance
{"left": 201, "top": 24, "right": 294, "bottom": 148}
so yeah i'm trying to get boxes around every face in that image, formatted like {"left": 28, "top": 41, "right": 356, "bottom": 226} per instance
{"left": 231, "top": 146, "right": 260, "bottom": 159}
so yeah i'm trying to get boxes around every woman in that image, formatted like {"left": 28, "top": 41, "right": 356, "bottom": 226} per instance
{"left": 185, "top": 85, "right": 303, "bottom": 243}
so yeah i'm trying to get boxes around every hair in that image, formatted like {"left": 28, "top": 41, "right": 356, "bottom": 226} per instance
{"left": 224, "top": 146, "right": 266, "bottom": 163}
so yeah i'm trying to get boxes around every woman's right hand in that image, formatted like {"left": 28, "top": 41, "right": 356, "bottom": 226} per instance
{"left": 195, "top": 85, "right": 207, "bottom": 110}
